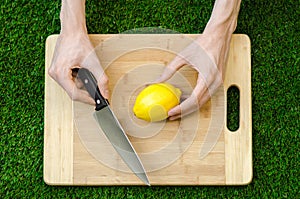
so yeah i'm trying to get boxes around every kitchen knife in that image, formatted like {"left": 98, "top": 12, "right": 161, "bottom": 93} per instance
{"left": 76, "top": 68, "right": 150, "bottom": 186}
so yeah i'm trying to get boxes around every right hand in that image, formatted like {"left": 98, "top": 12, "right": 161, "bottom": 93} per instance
{"left": 48, "top": 32, "right": 109, "bottom": 105}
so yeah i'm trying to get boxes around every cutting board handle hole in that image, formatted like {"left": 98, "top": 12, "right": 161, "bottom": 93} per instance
{"left": 226, "top": 85, "right": 240, "bottom": 132}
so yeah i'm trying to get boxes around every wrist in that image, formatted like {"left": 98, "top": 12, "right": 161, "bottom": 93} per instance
{"left": 203, "top": 0, "right": 240, "bottom": 38}
{"left": 60, "top": 20, "right": 87, "bottom": 36}
{"left": 203, "top": 9, "right": 238, "bottom": 39}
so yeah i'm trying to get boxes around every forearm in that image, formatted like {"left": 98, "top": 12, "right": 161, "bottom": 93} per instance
{"left": 203, "top": 0, "right": 241, "bottom": 38}
{"left": 60, "top": 0, "right": 87, "bottom": 35}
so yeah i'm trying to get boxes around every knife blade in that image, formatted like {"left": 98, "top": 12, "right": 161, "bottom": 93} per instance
{"left": 76, "top": 68, "right": 150, "bottom": 186}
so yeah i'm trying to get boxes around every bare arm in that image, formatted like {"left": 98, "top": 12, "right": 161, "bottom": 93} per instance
{"left": 60, "top": 0, "right": 87, "bottom": 35}
{"left": 203, "top": 0, "right": 242, "bottom": 73}
{"left": 204, "top": 0, "right": 241, "bottom": 37}
{"left": 157, "top": 0, "right": 242, "bottom": 120}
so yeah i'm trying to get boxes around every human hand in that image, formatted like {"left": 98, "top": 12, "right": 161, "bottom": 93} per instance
{"left": 48, "top": 32, "right": 109, "bottom": 104}
{"left": 155, "top": 0, "right": 241, "bottom": 120}
{"left": 48, "top": 0, "right": 109, "bottom": 104}
{"left": 155, "top": 33, "right": 230, "bottom": 120}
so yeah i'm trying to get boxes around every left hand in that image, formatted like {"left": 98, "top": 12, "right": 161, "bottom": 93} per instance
{"left": 155, "top": 33, "right": 231, "bottom": 120}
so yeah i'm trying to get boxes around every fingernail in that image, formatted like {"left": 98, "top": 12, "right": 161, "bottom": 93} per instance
{"left": 168, "top": 109, "right": 176, "bottom": 116}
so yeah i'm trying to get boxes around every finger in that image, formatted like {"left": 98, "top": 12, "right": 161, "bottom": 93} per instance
{"left": 168, "top": 104, "right": 181, "bottom": 118}
{"left": 167, "top": 94, "right": 199, "bottom": 120}
{"left": 167, "top": 79, "right": 209, "bottom": 119}
{"left": 97, "top": 73, "right": 110, "bottom": 99}
{"left": 72, "top": 88, "right": 95, "bottom": 105}
{"left": 169, "top": 114, "right": 182, "bottom": 121}
{"left": 62, "top": 75, "right": 95, "bottom": 105}
{"left": 154, "top": 56, "right": 186, "bottom": 83}
{"left": 168, "top": 90, "right": 212, "bottom": 121}
{"left": 74, "top": 76, "right": 84, "bottom": 89}
{"left": 71, "top": 68, "right": 86, "bottom": 89}
{"left": 194, "top": 75, "right": 220, "bottom": 107}
{"left": 154, "top": 67, "right": 176, "bottom": 83}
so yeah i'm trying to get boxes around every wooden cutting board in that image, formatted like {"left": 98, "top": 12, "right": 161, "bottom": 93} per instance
{"left": 44, "top": 34, "right": 252, "bottom": 185}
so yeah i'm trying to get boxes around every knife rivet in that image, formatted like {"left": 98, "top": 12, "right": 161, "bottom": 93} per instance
{"left": 96, "top": 99, "right": 100, "bottom": 104}
{"left": 84, "top": 79, "right": 88, "bottom": 84}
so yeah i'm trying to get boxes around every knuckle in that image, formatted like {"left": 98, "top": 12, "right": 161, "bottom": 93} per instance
{"left": 70, "top": 91, "right": 80, "bottom": 101}
{"left": 48, "top": 66, "right": 59, "bottom": 79}
{"left": 100, "top": 74, "right": 109, "bottom": 84}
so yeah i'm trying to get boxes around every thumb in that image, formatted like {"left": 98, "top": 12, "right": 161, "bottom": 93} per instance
{"left": 61, "top": 75, "right": 96, "bottom": 105}
{"left": 168, "top": 94, "right": 199, "bottom": 120}
{"left": 154, "top": 56, "right": 186, "bottom": 83}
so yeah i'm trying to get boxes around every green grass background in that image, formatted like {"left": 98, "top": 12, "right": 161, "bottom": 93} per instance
{"left": 1, "top": 0, "right": 299, "bottom": 198}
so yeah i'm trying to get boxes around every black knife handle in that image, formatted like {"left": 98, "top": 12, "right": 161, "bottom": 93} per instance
{"left": 77, "top": 68, "right": 109, "bottom": 111}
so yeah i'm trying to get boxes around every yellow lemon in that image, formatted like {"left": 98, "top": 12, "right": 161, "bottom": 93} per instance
{"left": 133, "top": 83, "right": 182, "bottom": 122}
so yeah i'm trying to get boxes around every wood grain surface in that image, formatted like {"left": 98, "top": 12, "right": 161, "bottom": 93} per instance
{"left": 44, "top": 34, "right": 252, "bottom": 185}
